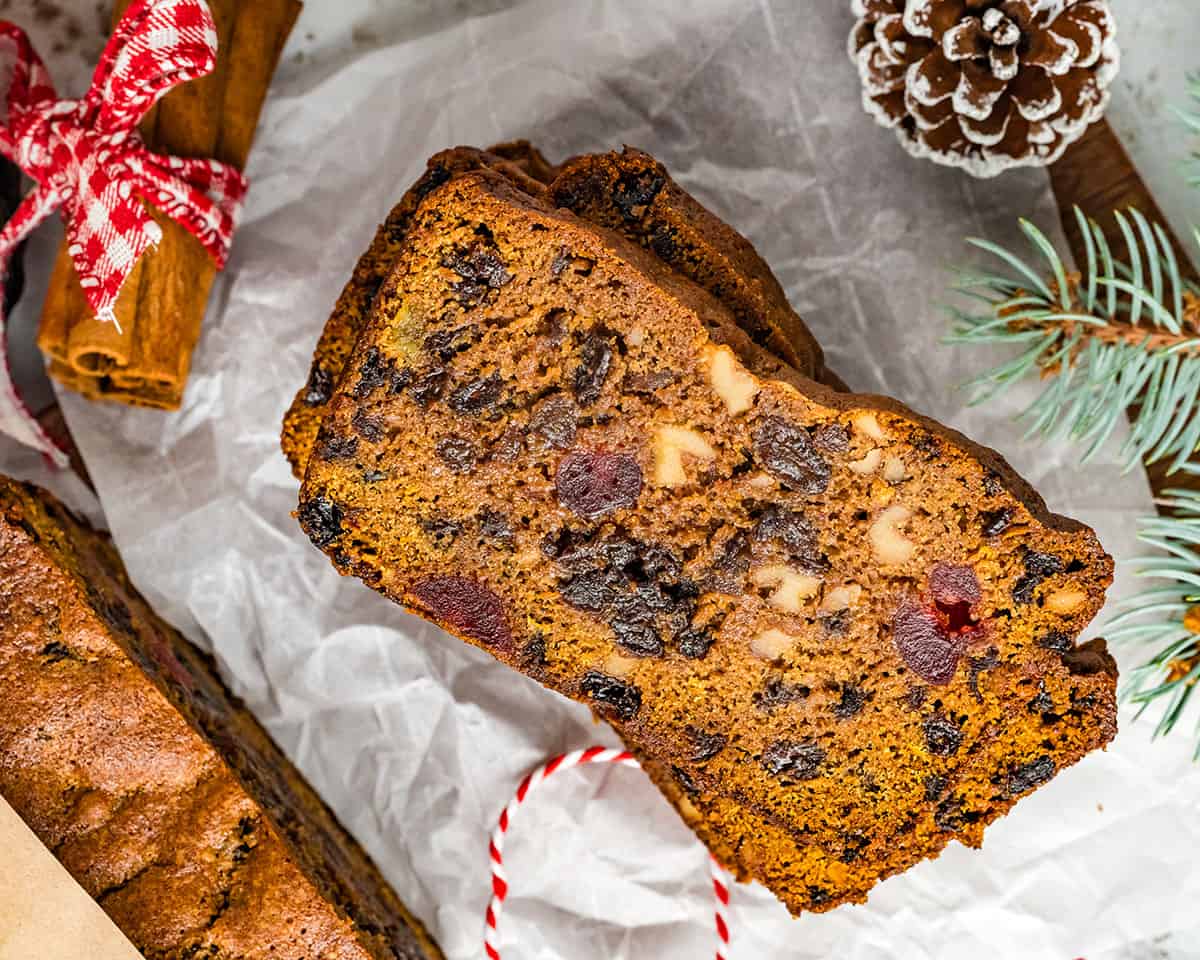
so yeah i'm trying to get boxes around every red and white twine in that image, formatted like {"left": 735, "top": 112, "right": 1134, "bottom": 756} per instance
{"left": 485, "top": 746, "right": 733, "bottom": 959}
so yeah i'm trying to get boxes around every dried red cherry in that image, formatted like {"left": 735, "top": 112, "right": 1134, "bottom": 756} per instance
{"left": 923, "top": 716, "right": 963, "bottom": 756}
{"left": 581, "top": 670, "right": 642, "bottom": 720}
{"left": 929, "top": 563, "right": 982, "bottom": 633}
{"left": 410, "top": 576, "right": 512, "bottom": 649}
{"left": 892, "top": 600, "right": 965, "bottom": 686}
{"left": 555, "top": 449, "right": 642, "bottom": 520}
{"left": 762, "top": 740, "right": 825, "bottom": 781}
{"left": 929, "top": 563, "right": 982, "bottom": 607}
{"left": 752, "top": 417, "right": 831, "bottom": 494}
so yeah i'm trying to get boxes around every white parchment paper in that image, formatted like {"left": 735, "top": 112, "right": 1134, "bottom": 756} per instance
{"left": 4, "top": 1, "right": 1200, "bottom": 957}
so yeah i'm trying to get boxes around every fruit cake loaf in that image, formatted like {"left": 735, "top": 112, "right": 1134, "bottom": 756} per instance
{"left": 0, "top": 477, "right": 442, "bottom": 960}
{"left": 549, "top": 146, "right": 844, "bottom": 390}
{"left": 296, "top": 169, "right": 1117, "bottom": 914}
{"left": 282, "top": 142, "right": 841, "bottom": 478}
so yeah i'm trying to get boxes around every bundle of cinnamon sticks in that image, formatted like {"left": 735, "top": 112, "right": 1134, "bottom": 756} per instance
{"left": 38, "top": 0, "right": 301, "bottom": 409}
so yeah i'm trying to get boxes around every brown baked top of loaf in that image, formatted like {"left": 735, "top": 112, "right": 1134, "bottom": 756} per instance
{"left": 296, "top": 169, "right": 1116, "bottom": 916}
{"left": 0, "top": 477, "right": 442, "bottom": 960}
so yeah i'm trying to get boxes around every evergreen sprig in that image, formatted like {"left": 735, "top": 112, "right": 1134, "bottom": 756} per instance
{"left": 947, "top": 208, "right": 1200, "bottom": 474}
{"left": 946, "top": 92, "right": 1200, "bottom": 753}
{"left": 1107, "top": 485, "right": 1200, "bottom": 757}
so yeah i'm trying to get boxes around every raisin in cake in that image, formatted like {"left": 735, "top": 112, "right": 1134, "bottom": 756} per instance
{"left": 0, "top": 477, "right": 442, "bottom": 960}
{"left": 295, "top": 168, "right": 1117, "bottom": 915}
{"left": 282, "top": 142, "right": 842, "bottom": 478}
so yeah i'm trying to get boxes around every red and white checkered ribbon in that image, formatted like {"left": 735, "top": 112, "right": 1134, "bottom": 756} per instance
{"left": 485, "top": 747, "right": 733, "bottom": 960}
{"left": 0, "top": 0, "right": 247, "bottom": 465}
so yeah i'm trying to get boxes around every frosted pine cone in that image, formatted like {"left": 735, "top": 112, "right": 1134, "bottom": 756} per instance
{"left": 849, "top": 1, "right": 1119, "bottom": 177}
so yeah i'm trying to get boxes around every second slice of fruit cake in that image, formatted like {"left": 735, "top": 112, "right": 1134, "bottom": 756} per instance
{"left": 298, "top": 169, "right": 1117, "bottom": 914}
{"left": 283, "top": 143, "right": 845, "bottom": 479}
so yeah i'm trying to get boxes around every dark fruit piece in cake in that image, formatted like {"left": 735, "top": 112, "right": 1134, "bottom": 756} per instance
{"left": 0, "top": 477, "right": 442, "bottom": 960}
{"left": 297, "top": 170, "right": 1116, "bottom": 915}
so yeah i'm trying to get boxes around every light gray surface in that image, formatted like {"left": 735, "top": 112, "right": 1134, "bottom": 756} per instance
{"left": 0, "top": 2, "right": 1197, "bottom": 958}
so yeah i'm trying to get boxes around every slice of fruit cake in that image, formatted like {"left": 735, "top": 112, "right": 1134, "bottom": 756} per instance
{"left": 296, "top": 169, "right": 1116, "bottom": 914}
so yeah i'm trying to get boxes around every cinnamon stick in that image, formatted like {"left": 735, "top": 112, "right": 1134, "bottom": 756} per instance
{"left": 37, "top": 0, "right": 301, "bottom": 409}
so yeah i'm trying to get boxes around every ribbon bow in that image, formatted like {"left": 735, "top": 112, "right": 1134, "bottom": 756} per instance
{"left": 0, "top": 0, "right": 247, "bottom": 465}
